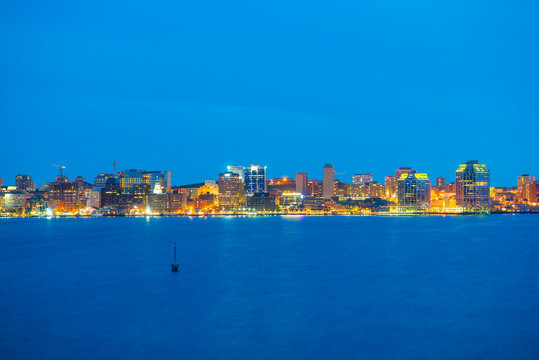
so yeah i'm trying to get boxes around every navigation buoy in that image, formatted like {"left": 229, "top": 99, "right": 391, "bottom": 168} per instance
{"left": 171, "top": 241, "right": 179, "bottom": 272}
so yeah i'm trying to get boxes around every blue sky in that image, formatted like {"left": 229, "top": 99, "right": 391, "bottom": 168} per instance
{"left": 1, "top": 0, "right": 538, "bottom": 186}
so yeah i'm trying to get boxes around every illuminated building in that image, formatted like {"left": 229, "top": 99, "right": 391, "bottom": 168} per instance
{"left": 395, "top": 167, "right": 414, "bottom": 178}
{"left": 142, "top": 171, "right": 171, "bottom": 193}
{"left": 94, "top": 173, "right": 116, "bottom": 188}
{"left": 15, "top": 174, "right": 36, "bottom": 192}
{"left": 227, "top": 165, "right": 244, "bottom": 180}
{"left": 296, "top": 172, "right": 308, "bottom": 195}
{"left": 0, "top": 178, "right": 3, "bottom": 187}
{"left": 334, "top": 181, "right": 350, "bottom": 200}
{"left": 2, "top": 192, "right": 27, "bottom": 211}
{"left": 279, "top": 193, "right": 304, "bottom": 209}
{"left": 119, "top": 169, "right": 145, "bottom": 193}
{"left": 48, "top": 181, "right": 81, "bottom": 211}
{"left": 268, "top": 177, "right": 295, "bottom": 193}
{"left": 522, "top": 180, "right": 537, "bottom": 203}
{"left": 397, "top": 171, "right": 431, "bottom": 211}
{"left": 455, "top": 160, "right": 490, "bottom": 213}
{"left": 323, "top": 164, "right": 335, "bottom": 199}
{"left": 132, "top": 183, "right": 151, "bottom": 205}
{"left": 147, "top": 192, "right": 167, "bottom": 214}
{"left": 168, "top": 191, "right": 187, "bottom": 212}
{"left": 218, "top": 172, "right": 245, "bottom": 209}
{"left": 74, "top": 176, "right": 87, "bottom": 187}
{"left": 350, "top": 182, "right": 384, "bottom": 199}
{"left": 246, "top": 192, "right": 277, "bottom": 212}
{"left": 244, "top": 165, "right": 267, "bottom": 196}
{"left": 307, "top": 179, "right": 323, "bottom": 198}
{"left": 384, "top": 175, "right": 396, "bottom": 200}
{"left": 436, "top": 177, "right": 445, "bottom": 190}
{"left": 87, "top": 188, "right": 102, "bottom": 208}
{"left": 518, "top": 175, "right": 536, "bottom": 202}
{"left": 352, "top": 174, "right": 373, "bottom": 185}
{"left": 26, "top": 194, "right": 48, "bottom": 213}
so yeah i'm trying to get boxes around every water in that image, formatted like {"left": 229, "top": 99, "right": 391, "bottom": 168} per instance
{"left": 1, "top": 216, "right": 538, "bottom": 359}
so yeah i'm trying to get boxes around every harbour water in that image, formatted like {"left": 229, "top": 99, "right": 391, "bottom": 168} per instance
{"left": 1, "top": 216, "right": 538, "bottom": 359}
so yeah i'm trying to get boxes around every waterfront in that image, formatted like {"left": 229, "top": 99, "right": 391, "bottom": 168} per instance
{"left": 1, "top": 216, "right": 538, "bottom": 359}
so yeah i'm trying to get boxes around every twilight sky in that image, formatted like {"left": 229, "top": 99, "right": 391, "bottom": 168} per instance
{"left": 1, "top": 0, "right": 538, "bottom": 187}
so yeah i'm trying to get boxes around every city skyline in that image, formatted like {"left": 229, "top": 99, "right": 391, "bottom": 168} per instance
{"left": 2, "top": 1, "right": 539, "bottom": 187}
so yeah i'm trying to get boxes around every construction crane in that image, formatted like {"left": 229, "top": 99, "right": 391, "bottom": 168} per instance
{"left": 113, "top": 160, "right": 121, "bottom": 174}
{"left": 52, "top": 164, "right": 66, "bottom": 176}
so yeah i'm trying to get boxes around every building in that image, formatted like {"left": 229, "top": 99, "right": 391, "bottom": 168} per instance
{"left": 334, "top": 181, "right": 350, "bottom": 200}
{"left": 323, "top": 164, "right": 335, "bottom": 199}
{"left": 87, "top": 187, "right": 102, "bottom": 208}
{"left": 397, "top": 171, "right": 431, "bottom": 211}
{"left": 48, "top": 181, "right": 81, "bottom": 211}
{"left": 246, "top": 192, "right": 277, "bottom": 212}
{"left": 455, "top": 160, "right": 490, "bottom": 213}
{"left": 352, "top": 174, "right": 373, "bottom": 185}
{"left": 227, "top": 165, "right": 245, "bottom": 180}
{"left": 119, "top": 169, "right": 145, "bottom": 193}
{"left": 147, "top": 193, "right": 167, "bottom": 214}
{"left": 384, "top": 175, "right": 396, "bottom": 200}
{"left": 279, "top": 193, "right": 304, "bottom": 209}
{"left": 518, "top": 175, "right": 536, "bottom": 202}
{"left": 0, "top": 178, "right": 3, "bottom": 187}
{"left": 522, "top": 179, "right": 537, "bottom": 203}
{"left": 142, "top": 171, "right": 171, "bottom": 193}
{"left": 94, "top": 173, "right": 116, "bottom": 188}
{"left": 15, "top": 174, "right": 36, "bottom": 192}
{"left": 307, "top": 179, "right": 323, "bottom": 198}
{"left": 244, "top": 164, "right": 267, "bottom": 196}
{"left": 101, "top": 178, "right": 122, "bottom": 208}
{"left": 296, "top": 172, "right": 308, "bottom": 195}
{"left": 395, "top": 167, "right": 414, "bottom": 179}
{"left": 218, "top": 172, "right": 245, "bottom": 210}
{"left": 436, "top": 177, "right": 446, "bottom": 190}
{"left": 168, "top": 191, "right": 187, "bottom": 213}
{"left": 132, "top": 183, "right": 151, "bottom": 205}
{"left": 2, "top": 192, "right": 27, "bottom": 211}
{"left": 267, "top": 177, "right": 295, "bottom": 193}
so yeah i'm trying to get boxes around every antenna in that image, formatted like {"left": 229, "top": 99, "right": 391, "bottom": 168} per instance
{"left": 112, "top": 160, "right": 121, "bottom": 175}
{"left": 52, "top": 164, "right": 67, "bottom": 176}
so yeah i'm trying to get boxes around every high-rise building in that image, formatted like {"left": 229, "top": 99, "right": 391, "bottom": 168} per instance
{"left": 384, "top": 175, "right": 396, "bottom": 200}
{"left": 518, "top": 174, "right": 536, "bottom": 202}
{"left": 395, "top": 167, "right": 414, "bottom": 179}
{"left": 119, "top": 169, "right": 145, "bottom": 193}
{"left": 218, "top": 172, "right": 245, "bottom": 209}
{"left": 323, "top": 164, "right": 335, "bottom": 199}
{"left": 48, "top": 181, "right": 81, "bottom": 211}
{"left": 296, "top": 172, "right": 308, "bottom": 195}
{"left": 522, "top": 179, "right": 537, "bottom": 203}
{"left": 246, "top": 192, "right": 277, "bottom": 212}
{"left": 352, "top": 174, "right": 373, "bottom": 185}
{"left": 244, "top": 165, "right": 266, "bottom": 196}
{"left": 15, "top": 174, "right": 36, "bottom": 192}
{"left": 455, "top": 160, "right": 490, "bottom": 213}
{"left": 101, "top": 178, "right": 122, "bottom": 207}
{"left": 397, "top": 171, "right": 431, "bottom": 211}
{"left": 227, "top": 165, "right": 245, "bottom": 180}
{"left": 436, "top": 177, "right": 446, "bottom": 190}
{"left": 94, "top": 173, "right": 116, "bottom": 188}
{"left": 142, "top": 171, "right": 171, "bottom": 193}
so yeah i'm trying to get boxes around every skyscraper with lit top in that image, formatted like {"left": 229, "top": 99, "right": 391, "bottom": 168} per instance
{"left": 244, "top": 165, "right": 266, "bottom": 196}
{"left": 397, "top": 170, "right": 431, "bottom": 211}
{"left": 455, "top": 160, "right": 490, "bottom": 213}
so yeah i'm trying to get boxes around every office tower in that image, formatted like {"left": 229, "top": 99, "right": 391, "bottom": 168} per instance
{"left": 395, "top": 167, "right": 414, "bottom": 179}
{"left": 323, "top": 164, "right": 335, "bottom": 199}
{"left": 455, "top": 160, "right": 490, "bottom": 213}
{"left": 352, "top": 174, "right": 373, "bottom": 185}
{"left": 101, "top": 178, "right": 122, "bottom": 207}
{"left": 218, "top": 172, "right": 245, "bottom": 209}
{"left": 334, "top": 181, "right": 350, "bottom": 200}
{"left": 296, "top": 172, "right": 308, "bottom": 195}
{"left": 142, "top": 171, "right": 171, "bottom": 193}
{"left": 119, "top": 169, "right": 145, "bottom": 193}
{"left": 227, "top": 165, "right": 245, "bottom": 180}
{"left": 397, "top": 171, "right": 431, "bottom": 211}
{"left": 132, "top": 183, "right": 151, "bottom": 205}
{"left": 15, "top": 174, "right": 36, "bottom": 191}
{"left": 522, "top": 179, "right": 537, "bottom": 203}
{"left": 94, "top": 173, "right": 116, "bottom": 188}
{"left": 87, "top": 188, "right": 102, "bottom": 208}
{"left": 518, "top": 175, "right": 536, "bottom": 201}
{"left": 244, "top": 164, "right": 267, "bottom": 196}
{"left": 384, "top": 175, "right": 396, "bottom": 200}
{"left": 436, "top": 177, "right": 446, "bottom": 190}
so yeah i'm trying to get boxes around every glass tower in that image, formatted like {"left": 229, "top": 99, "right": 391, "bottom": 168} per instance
{"left": 244, "top": 165, "right": 267, "bottom": 196}
{"left": 455, "top": 160, "right": 490, "bottom": 213}
{"left": 397, "top": 171, "right": 431, "bottom": 211}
